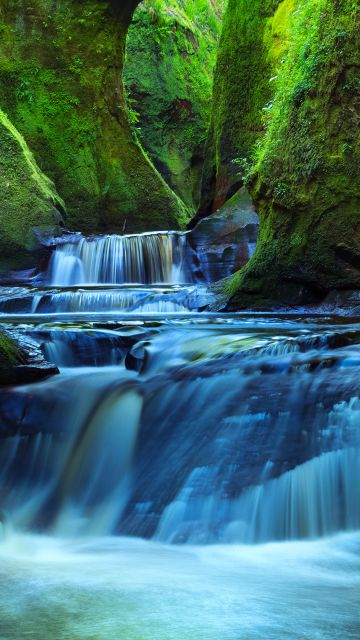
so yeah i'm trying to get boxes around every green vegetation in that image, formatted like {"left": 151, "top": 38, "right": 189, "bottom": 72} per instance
{"left": 207, "top": 0, "right": 360, "bottom": 306}
{"left": 125, "top": 0, "right": 224, "bottom": 211}
{"left": 0, "top": 108, "right": 64, "bottom": 266}
{"left": 0, "top": 0, "right": 187, "bottom": 236}
{"left": 0, "top": 0, "right": 358, "bottom": 306}
{"left": 199, "top": 0, "right": 290, "bottom": 215}
{"left": 0, "top": 331, "right": 21, "bottom": 375}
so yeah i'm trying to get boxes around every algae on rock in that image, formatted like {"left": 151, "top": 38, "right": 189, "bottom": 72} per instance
{"left": 0, "top": 330, "right": 20, "bottom": 373}
{"left": 0, "top": 0, "right": 187, "bottom": 235}
{"left": 0, "top": 109, "right": 64, "bottom": 268}
{"left": 204, "top": 0, "right": 360, "bottom": 307}
{"left": 0, "top": 328, "right": 59, "bottom": 385}
{"left": 125, "top": 0, "right": 225, "bottom": 211}
{"left": 199, "top": 0, "right": 291, "bottom": 216}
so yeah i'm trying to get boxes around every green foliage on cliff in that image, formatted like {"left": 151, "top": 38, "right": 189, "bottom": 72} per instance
{"left": 200, "top": 0, "right": 291, "bottom": 214}
{"left": 0, "top": 0, "right": 187, "bottom": 236}
{"left": 125, "top": 0, "right": 224, "bottom": 211}
{"left": 0, "top": 108, "right": 64, "bottom": 265}
{"left": 213, "top": 0, "right": 360, "bottom": 307}
{"left": 252, "top": 0, "right": 359, "bottom": 203}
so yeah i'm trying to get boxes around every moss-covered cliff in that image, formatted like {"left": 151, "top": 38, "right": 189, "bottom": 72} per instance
{"left": 0, "top": 109, "right": 64, "bottom": 267}
{"left": 198, "top": 0, "right": 288, "bottom": 216}
{"left": 0, "top": 0, "right": 187, "bottom": 236}
{"left": 205, "top": 0, "right": 360, "bottom": 306}
{"left": 125, "top": 0, "right": 224, "bottom": 211}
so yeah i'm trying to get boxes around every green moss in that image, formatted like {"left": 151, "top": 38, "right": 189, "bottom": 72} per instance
{"left": 0, "top": 108, "right": 64, "bottom": 266}
{"left": 0, "top": 0, "right": 187, "bottom": 234}
{"left": 0, "top": 331, "right": 20, "bottom": 372}
{"left": 199, "top": 0, "right": 292, "bottom": 215}
{"left": 264, "top": 0, "right": 295, "bottom": 64}
{"left": 124, "top": 0, "right": 225, "bottom": 211}
{"left": 210, "top": 0, "right": 360, "bottom": 307}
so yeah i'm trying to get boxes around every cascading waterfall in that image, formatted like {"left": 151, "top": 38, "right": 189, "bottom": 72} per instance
{"left": 1, "top": 225, "right": 360, "bottom": 638}
{"left": 30, "top": 289, "right": 190, "bottom": 314}
{"left": 8, "top": 231, "right": 199, "bottom": 315}
{"left": 1, "top": 320, "right": 360, "bottom": 542}
{"left": 0, "top": 226, "right": 360, "bottom": 544}
{"left": 49, "top": 232, "right": 191, "bottom": 286}
{"left": 156, "top": 448, "right": 360, "bottom": 543}
{"left": 1, "top": 221, "right": 259, "bottom": 316}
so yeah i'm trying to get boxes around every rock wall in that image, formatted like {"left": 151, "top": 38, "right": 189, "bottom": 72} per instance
{"left": 203, "top": 0, "right": 360, "bottom": 306}
{"left": 125, "top": 0, "right": 224, "bottom": 211}
{"left": 199, "top": 0, "right": 290, "bottom": 216}
{"left": 190, "top": 189, "right": 259, "bottom": 283}
{"left": 0, "top": 109, "right": 64, "bottom": 268}
{"left": 0, "top": 0, "right": 187, "bottom": 244}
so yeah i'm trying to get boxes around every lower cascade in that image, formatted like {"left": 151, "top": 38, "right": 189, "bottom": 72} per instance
{"left": 1, "top": 278, "right": 360, "bottom": 542}
{"left": 156, "top": 448, "right": 360, "bottom": 543}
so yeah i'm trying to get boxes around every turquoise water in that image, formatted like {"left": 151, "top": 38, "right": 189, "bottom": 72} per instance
{"left": 0, "top": 532, "right": 360, "bottom": 640}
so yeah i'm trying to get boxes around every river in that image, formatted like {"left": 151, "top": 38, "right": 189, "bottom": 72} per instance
{"left": 0, "top": 230, "right": 359, "bottom": 638}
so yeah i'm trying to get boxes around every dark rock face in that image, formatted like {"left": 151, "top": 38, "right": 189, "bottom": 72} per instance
{"left": 189, "top": 189, "right": 259, "bottom": 282}
{"left": 0, "top": 331, "right": 59, "bottom": 387}
{"left": 0, "top": 0, "right": 187, "bottom": 249}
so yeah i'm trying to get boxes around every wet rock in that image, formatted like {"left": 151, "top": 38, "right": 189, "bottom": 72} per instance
{"left": 189, "top": 189, "right": 258, "bottom": 282}
{"left": 125, "top": 341, "right": 149, "bottom": 372}
{"left": 0, "top": 330, "right": 59, "bottom": 387}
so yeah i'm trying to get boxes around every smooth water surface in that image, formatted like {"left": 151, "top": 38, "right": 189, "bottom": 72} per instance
{"left": 0, "top": 533, "right": 360, "bottom": 640}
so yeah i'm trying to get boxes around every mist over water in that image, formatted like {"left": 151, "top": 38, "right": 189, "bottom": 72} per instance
{"left": 0, "top": 230, "right": 360, "bottom": 638}
{"left": 1, "top": 533, "right": 360, "bottom": 640}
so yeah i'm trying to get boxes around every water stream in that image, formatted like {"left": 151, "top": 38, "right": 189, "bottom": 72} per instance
{"left": 0, "top": 230, "right": 359, "bottom": 638}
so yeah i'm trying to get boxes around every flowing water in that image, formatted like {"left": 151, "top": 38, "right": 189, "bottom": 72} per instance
{"left": 0, "top": 230, "right": 359, "bottom": 639}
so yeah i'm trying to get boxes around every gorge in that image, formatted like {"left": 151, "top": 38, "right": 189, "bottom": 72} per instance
{"left": 0, "top": 1, "right": 359, "bottom": 638}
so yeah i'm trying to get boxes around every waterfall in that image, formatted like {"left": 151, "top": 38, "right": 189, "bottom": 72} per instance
{"left": 0, "top": 221, "right": 259, "bottom": 316}
{"left": 1, "top": 223, "right": 360, "bottom": 549}
{"left": 49, "top": 232, "right": 191, "bottom": 286}
{"left": 53, "top": 389, "right": 143, "bottom": 536}
{"left": 156, "top": 448, "right": 360, "bottom": 544}
{"left": 1, "top": 320, "right": 360, "bottom": 542}
{"left": 0, "top": 372, "right": 143, "bottom": 536}
{"left": 31, "top": 289, "right": 190, "bottom": 315}
{"left": 1, "top": 225, "right": 360, "bottom": 638}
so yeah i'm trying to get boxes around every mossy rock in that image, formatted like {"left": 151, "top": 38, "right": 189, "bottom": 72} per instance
{"left": 0, "top": 108, "right": 64, "bottom": 268}
{"left": 0, "top": 331, "right": 19, "bottom": 373}
{"left": 0, "top": 329, "right": 59, "bottom": 385}
{"left": 198, "top": 0, "right": 289, "bottom": 216}
{"left": 0, "top": 0, "right": 188, "bottom": 234}
{"left": 125, "top": 0, "right": 225, "bottom": 211}
{"left": 206, "top": 0, "right": 360, "bottom": 307}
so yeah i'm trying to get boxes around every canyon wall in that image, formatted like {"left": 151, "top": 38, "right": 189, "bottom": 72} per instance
{"left": 125, "top": 0, "right": 224, "bottom": 211}
{"left": 201, "top": 0, "right": 360, "bottom": 306}
{"left": 0, "top": 0, "right": 187, "bottom": 263}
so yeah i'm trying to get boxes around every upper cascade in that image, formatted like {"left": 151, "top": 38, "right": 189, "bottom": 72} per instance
{"left": 48, "top": 232, "right": 192, "bottom": 287}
